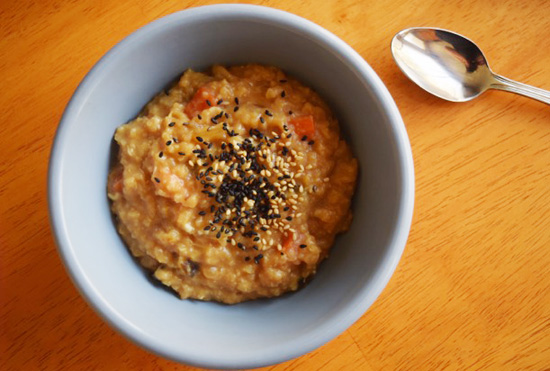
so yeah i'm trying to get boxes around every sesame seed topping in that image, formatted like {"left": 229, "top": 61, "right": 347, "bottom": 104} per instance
{"left": 206, "top": 99, "right": 212, "bottom": 106}
{"left": 168, "top": 122, "right": 175, "bottom": 127}
{"left": 166, "top": 140, "right": 172, "bottom": 146}
{"left": 158, "top": 151, "right": 163, "bottom": 158}
{"left": 281, "top": 90, "right": 286, "bottom": 98}
{"left": 154, "top": 177, "right": 160, "bottom": 183}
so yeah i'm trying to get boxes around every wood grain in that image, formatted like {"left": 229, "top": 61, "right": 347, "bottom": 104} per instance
{"left": 1, "top": 0, "right": 549, "bottom": 369}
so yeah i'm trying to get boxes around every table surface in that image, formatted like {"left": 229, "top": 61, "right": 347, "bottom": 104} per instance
{"left": 2, "top": 0, "right": 549, "bottom": 369}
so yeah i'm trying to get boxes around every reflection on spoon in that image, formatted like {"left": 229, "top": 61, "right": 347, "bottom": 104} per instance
{"left": 391, "top": 27, "right": 550, "bottom": 104}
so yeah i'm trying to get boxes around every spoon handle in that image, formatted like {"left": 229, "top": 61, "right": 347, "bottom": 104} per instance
{"left": 490, "top": 74, "right": 550, "bottom": 105}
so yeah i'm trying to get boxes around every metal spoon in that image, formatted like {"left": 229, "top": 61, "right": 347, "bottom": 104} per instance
{"left": 391, "top": 27, "right": 550, "bottom": 104}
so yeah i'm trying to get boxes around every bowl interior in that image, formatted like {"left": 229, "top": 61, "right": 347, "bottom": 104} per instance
{"left": 49, "top": 5, "right": 413, "bottom": 369}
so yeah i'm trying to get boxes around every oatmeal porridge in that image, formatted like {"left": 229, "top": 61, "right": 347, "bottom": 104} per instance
{"left": 107, "top": 65, "right": 358, "bottom": 304}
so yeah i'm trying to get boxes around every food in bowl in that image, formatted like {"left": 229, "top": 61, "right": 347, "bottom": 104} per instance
{"left": 107, "top": 64, "right": 358, "bottom": 304}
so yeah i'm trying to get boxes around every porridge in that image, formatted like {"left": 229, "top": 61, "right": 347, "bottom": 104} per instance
{"left": 107, "top": 65, "right": 358, "bottom": 304}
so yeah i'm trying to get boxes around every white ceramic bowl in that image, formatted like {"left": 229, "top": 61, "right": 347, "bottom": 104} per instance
{"left": 48, "top": 4, "right": 414, "bottom": 369}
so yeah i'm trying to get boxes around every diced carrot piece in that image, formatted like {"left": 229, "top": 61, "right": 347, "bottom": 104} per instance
{"left": 184, "top": 86, "right": 216, "bottom": 117}
{"left": 289, "top": 115, "right": 315, "bottom": 138}
{"left": 111, "top": 177, "right": 123, "bottom": 193}
{"left": 108, "top": 167, "right": 123, "bottom": 194}
{"left": 282, "top": 231, "right": 294, "bottom": 251}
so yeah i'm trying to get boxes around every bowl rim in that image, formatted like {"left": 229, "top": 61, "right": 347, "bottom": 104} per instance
{"left": 48, "top": 4, "right": 414, "bottom": 368}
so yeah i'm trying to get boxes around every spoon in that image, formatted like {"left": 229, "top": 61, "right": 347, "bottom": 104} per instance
{"left": 391, "top": 27, "right": 550, "bottom": 104}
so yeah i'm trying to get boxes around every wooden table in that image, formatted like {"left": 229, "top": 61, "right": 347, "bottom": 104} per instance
{"left": 2, "top": 0, "right": 549, "bottom": 369}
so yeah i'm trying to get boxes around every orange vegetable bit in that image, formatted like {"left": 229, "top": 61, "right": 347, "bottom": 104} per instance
{"left": 184, "top": 86, "right": 217, "bottom": 117}
{"left": 108, "top": 168, "right": 123, "bottom": 194}
{"left": 282, "top": 231, "right": 294, "bottom": 251}
{"left": 289, "top": 115, "right": 315, "bottom": 138}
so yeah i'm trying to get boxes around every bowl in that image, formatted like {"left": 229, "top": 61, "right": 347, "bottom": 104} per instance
{"left": 48, "top": 4, "right": 414, "bottom": 369}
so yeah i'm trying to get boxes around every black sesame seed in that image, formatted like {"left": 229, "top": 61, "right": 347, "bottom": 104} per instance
{"left": 286, "top": 216, "right": 292, "bottom": 221}
{"left": 259, "top": 117, "right": 265, "bottom": 124}
{"left": 234, "top": 106, "right": 239, "bottom": 112}
{"left": 206, "top": 99, "right": 212, "bottom": 106}
{"left": 254, "top": 254, "right": 264, "bottom": 264}
{"left": 173, "top": 137, "right": 178, "bottom": 143}
{"left": 198, "top": 114, "right": 202, "bottom": 119}
{"left": 299, "top": 244, "right": 307, "bottom": 248}
{"left": 166, "top": 140, "right": 172, "bottom": 146}
{"left": 154, "top": 177, "right": 160, "bottom": 183}
{"left": 265, "top": 110, "right": 273, "bottom": 117}
{"left": 281, "top": 90, "right": 286, "bottom": 98}
{"left": 308, "top": 140, "right": 315, "bottom": 145}
{"left": 158, "top": 151, "right": 164, "bottom": 158}
{"left": 204, "top": 226, "right": 211, "bottom": 231}
{"left": 289, "top": 110, "right": 293, "bottom": 115}
{"left": 178, "top": 152, "right": 185, "bottom": 155}
{"left": 253, "top": 237, "right": 260, "bottom": 242}
{"left": 234, "top": 97, "right": 239, "bottom": 105}
{"left": 245, "top": 257, "right": 250, "bottom": 261}
{"left": 284, "top": 207, "right": 290, "bottom": 211}
{"left": 216, "top": 232, "right": 221, "bottom": 238}
{"left": 168, "top": 122, "right": 175, "bottom": 127}
{"left": 196, "top": 136, "right": 203, "bottom": 142}
{"left": 211, "top": 118, "right": 218, "bottom": 124}
{"left": 301, "top": 135, "right": 308, "bottom": 141}
{"left": 217, "top": 99, "right": 223, "bottom": 105}
{"left": 199, "top": 211, "right": 206, "bottom": 216}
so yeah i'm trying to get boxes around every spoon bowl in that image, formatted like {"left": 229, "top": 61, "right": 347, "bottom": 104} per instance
{"left": 391, "top": 27, "right": 550, "bottom": 104}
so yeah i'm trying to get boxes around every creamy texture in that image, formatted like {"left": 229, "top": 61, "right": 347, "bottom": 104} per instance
{"left": 108, "top": 65, "right": 358, "bottom": 303}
